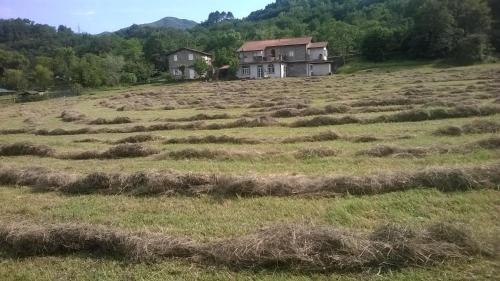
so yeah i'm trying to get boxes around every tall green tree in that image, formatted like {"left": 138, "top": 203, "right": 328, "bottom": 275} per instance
{"left": 193, "top": 58, "right": 209, "bottom": 77}
{"left": 33, "top": 65, "right": 54, "bottom": 90}
{"left": 1, "top": 69, "right": 28, "bottom": 90}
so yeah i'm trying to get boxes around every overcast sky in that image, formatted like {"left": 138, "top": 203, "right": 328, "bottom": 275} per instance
{"left": 0, "top": 0, "right": 275, "bottom": 34}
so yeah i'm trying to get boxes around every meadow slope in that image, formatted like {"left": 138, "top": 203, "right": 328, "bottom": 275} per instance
{"left": 0, "top": 63, "right": 499, "bottom": 280}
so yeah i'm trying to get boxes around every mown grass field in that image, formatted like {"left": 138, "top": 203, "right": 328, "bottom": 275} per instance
{"left": 0, "top": 63, "right": 499, "bottom": 280}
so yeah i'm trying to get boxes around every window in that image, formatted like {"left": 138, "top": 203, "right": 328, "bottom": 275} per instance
{"left": 288, "top": 50, "right": 295, "bottom": 57}
{"left": 173, "top": 68, "right": 181, "bottom": 76}
{"left": 270, "top": 49, "right": 276, "bottom": 57}
{"left": 188, "top": 53, "right": 194, "bottom": 61}
{"left": 173, "top": 55, "right": 178, "bottom": 62}
{"left": 267, "top": 64, "right": 275, "bottom": 74}
{"left": 241, "top": 66, "right": 250, "bottom": 75}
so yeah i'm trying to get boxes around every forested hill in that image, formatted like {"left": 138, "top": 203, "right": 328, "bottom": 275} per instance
{"left": 118, "top": 17, "right": 198, "bottom": 32}
{"left": 0, "top": 0, "right": 499, "bottom": 91}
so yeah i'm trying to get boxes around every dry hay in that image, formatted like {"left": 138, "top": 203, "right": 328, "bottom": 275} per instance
{"left": 462, "top": 120, "right": 500, "bottom": 134}
{"left": 282, "top": 130, "right": 341, "bottom": 143}
{"left": 159, "top": 113, "right": 232, "bottom": 122}
{"left": 59, "top": 144, "right": 159, "bottom": 160}
{"left": 60, "top": 110, "right": 86, "bottom": 122}
{"left": 290, "top": 116, "right": 361, "bottom": 128}
{"left": 379, "top": 105, "right": 500, "bottom": 123}
{"left": 159, "top": 148, "right": 270, "bottom": 161}
{"left": 0, "top": 163, "right": 498, "bottom": 197}
{"left": 0, "top": 142, "right": 55, "bottom": 157}
{"left": 88, "top": 117, "right": 133, "bottom": 125}
{"left": 294, "top": 147, "right": 338, "bottom": 159}
{"left": 357, "top": 145, "right": 429, "bottom": 158}
{"left": 433, "top": 126, "right": 463, "bottom": 136}
{"left": 0, "top": 222, "right": 486, "bottom": 272}
{"left": 164, "top": 135, "right": 261, "bottom": 145}
{"left": 113, "top": 134, "right": 162, "bottom": 144}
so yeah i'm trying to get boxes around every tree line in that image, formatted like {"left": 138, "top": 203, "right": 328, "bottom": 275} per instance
{"left": 0, "top": 0, "right": 498, "bottom": 91}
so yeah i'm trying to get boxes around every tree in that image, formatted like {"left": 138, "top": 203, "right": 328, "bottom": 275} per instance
{"left": 316, "top": 20, "right": 361, "bottom": 61}
{"left": 101, "top": 55, "right": 125, "bottom": 86}
{"left": 361, "top": 27, "right": 393, "bottom": 61}
{"left": 451, "top": 34, "right": 490, "bottom": 65}
{"left": 1, "top": 69, "right": 28, "bottom": 90}
{"left": 193, "top": 57, "right": 209, "bottom": 77}
{"left": 490, "top": 0, "right": 500, "bottom": 51}
{"left": 33, "top": 65, "right": 53, "bottom": 90}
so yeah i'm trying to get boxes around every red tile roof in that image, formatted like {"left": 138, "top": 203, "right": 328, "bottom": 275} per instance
{"left": 237, "top": 37, "right": 313, "bottom": 52}
{"left": 309, "top": 42, "right": 328, "bottom": 48}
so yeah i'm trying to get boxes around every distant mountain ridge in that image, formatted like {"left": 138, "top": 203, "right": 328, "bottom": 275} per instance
{"left": 141, "top": 16, "right": 198, "bottom": 29}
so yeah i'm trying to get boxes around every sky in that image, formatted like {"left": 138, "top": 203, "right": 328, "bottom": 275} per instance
{"left": 0, "top": 0, "right": 275, "bottom": 34}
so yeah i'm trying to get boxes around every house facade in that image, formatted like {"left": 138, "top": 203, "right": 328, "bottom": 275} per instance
{"left": 236, "top": 37, "right": 332, "bottom": 79}
{"left": 167, "top": 48, "right": 212, "bottom": 79}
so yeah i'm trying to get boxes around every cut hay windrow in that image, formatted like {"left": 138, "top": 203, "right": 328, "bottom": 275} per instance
{"left": 57, "top": 144, "right": 159, "bottom": 160}
{"left": 0, "top": 222, "right": 487, "bottom": 272}
{"left": 0, "top": 142, "right": 55, "bottom": 157}
{"left": 0, "top": 163, "right": 498, "bottom": 197}
{"left": 87, "top": 116, "right": 133, "bottom": 125}
{"left": 8, "top": 105, "right": 499, "bottom": 137}
{"left": 290, "top": 105, "right": 500, "bottom": 128}
{"left": 356, "top": 136, "right": 500, "bottom": 158}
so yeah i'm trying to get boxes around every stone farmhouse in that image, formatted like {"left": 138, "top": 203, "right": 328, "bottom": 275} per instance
{"left": 236, "top": 37, "right": 332, "bottom": 79}
{"left": 167, "top": 48, "right": 212, "bottom": 80}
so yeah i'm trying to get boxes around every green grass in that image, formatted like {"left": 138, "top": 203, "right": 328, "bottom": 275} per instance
{"left": 0, "top": 62, "right": 499, "bottom": 280}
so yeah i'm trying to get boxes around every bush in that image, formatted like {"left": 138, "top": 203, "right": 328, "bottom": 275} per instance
{"left": 451, "top": 34, "right": 490, "bottom": 65}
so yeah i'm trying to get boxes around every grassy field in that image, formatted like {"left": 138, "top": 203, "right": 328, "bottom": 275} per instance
{"left": 0, "top": 63, "right": 499, "bottom": 280}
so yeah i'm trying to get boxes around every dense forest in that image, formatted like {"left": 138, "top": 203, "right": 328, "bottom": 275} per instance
{"left": 0, "top": 0, "right": 498, "bottom": 91}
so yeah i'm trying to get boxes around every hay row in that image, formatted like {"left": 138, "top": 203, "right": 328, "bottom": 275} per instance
{"left": 2, "top": 105, "right": 498, "bottom": 136}
{"left": 290, "top": 105, "right": 500, "bottom": 128}
{"left": 60, "top": 110, "right": 133, "bottom": 125}
{"left": 0, "top": 163, "right": 498, "bottom": 197}
{"left": 356, "top": 137, "right": 500, "bottom": 158}
{"left": 0, "top": 143, "right": 158, "bottom": 160}
{"left": 434, "top": 120, "right": 500, "bottom": 136}
{"left": 0, "top": 222, "right": 487, "bottom": 272}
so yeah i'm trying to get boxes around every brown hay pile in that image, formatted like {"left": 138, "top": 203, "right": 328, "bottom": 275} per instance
{"left": 350, "top": 135, "right": 380, "bottom": 143}
{"left": 0, "top": 222, "right": 194, "bottom": 261}
{"left": 380, "top": 105, "right": 500, "bottom": 123}
{"left": 294, "top": 147, "right": 338, "bottom": 159}
{"left": 469, "top": 136, "right": 500, "bottom": 150}
{"left": 60, "top": 110, "right": 86, "bottom": 122}
{"left": 282, "top": 130, "right": 341, "bottom": 143}
{"left": 88, "top": 117, "right": 132, "bottom": 125}
{"left": 0, "top": 222, "right": 484, "bottom": 272}
{"left": 0, "top": 142, "right": 55, "bottom": 157}
{"left": 357, "top": 145, "right": 429, "bottom": 158}
{"left": 0, "top": 128, "right": 30, "bottom": 135}
{"left": 433, "top": 126, "right": 463, "bottom": 136}
{"left": 205, "top": 116, "right": 279, "bottom": 130}
{"left": 35, "top": 128, "right": 92, "bottom": 136}
{"left": 161, "top": 113, "right": 232, "bottom": 122}
{"left": 114, "top": 134, "right": 161, "bottom": 144}
{"left": 290, "top": 116, "right": 361, "bottom": 128}
{"left": 59, "top": 144, "right": 159, "bottom": 160}
{"left": 462, "top": 120, "right": 500, "bottom": 134}
{"left": 0, "top": 163, "right": 498, "bottom": 197}
{"left": 162, "top": 148, "right": 260, "bottom": 160}
{"left": 164, "top": 135, "right": 260, "bottom": 145}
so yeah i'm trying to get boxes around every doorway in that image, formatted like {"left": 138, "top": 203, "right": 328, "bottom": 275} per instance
{"left": 257, "top": 65, "right": 264, "bottom": 78}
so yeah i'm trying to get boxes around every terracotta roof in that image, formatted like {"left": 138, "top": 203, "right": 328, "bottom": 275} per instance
{"left": 309, "top": 42, "right": 328, "bottom": 48}
{"left": 237, "top": 37, "right": 313, "bottom": 52}
{"left": 166, "top": 47, "right": 212, "bottom": 57}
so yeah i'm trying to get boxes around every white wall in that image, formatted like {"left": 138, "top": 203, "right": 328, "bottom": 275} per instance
{"left": 310, "top": 63, "right": 331, "bottom": 76}
{"left": 309, "top": 48, "right": 328, "bottom": 61}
